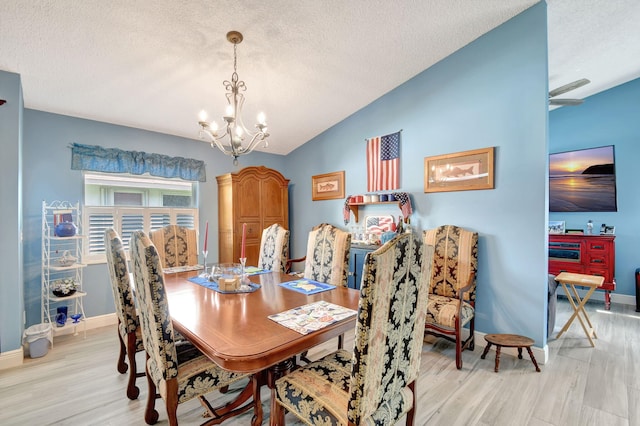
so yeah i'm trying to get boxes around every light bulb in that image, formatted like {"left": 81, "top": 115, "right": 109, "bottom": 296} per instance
{"left": 210, "top": 121, "right": 219, "bottom": 132}
{"left": 257, "top": 112, "right": 266, "bottom": 125}
{"left": 199, "top": 110, "right": 208, "bottom": 122}
{"left": 225, "top": 105, "right": 234, "bottom": 117}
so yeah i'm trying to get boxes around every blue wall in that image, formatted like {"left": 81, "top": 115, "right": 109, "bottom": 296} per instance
{"left": 4, "top": 2, "right": 553, "bottom": 354}
{"left": 20, "top": 110, "right": 287, "bottom": 329}
{"left": 286, "top": 3, "right": 550, "bottom": 344}
{"left": 549, "top": 77, "right": 640, "bottom": 298}
{"left": 0, "top": 71, "right": 25, "bottom": 353}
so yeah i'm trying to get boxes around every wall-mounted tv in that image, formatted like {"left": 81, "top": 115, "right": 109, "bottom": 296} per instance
{"left": 549, "top": 145, "right": 617, "bottom": 212}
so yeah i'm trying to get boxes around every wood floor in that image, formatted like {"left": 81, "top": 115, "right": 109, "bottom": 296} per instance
{"left": 1, "top": 298, "right": 638, "bottom": 425}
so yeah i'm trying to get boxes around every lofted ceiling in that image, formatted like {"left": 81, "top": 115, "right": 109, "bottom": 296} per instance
{"left": 1, "top": 1, "right": 639, "bottom": 155}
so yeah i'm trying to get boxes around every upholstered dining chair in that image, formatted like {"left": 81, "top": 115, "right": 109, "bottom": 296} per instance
{"left": 104, "top": 227, "right": 145, "bottom": 400}
{"left": 423, "top": 224, "right": 479, "bottom": 370}
{"left": 273, "top": 233, "right": 433, "bottom": 425}
{"left": 149, "top": 224, "right": 198, "bottom": 269}
{"left": 286, "top": 223, "right": 351, "bottom": 287}
{"left": 257, "top": 223, "right": 290, "bottom": 272}
{"left": 130, "top": 230, "right": 260, "bottom": 426}
{"left": 286, "top": 223, "right": 351, "bottom": 359}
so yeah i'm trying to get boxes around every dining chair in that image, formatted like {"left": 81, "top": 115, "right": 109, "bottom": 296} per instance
{"left": 286, "top": 223, "right": 351, "bottom": 287}
{"left": 286, "top": 223, "right": 351, "bottom": 359}
{"left": 423, "top": 224, "right": 478, "bottom": 369}
{"left": 257, "top": 223, "right": 290, "bottom": 272}
{"left": 149, "top": 224, "right": 198, "bottom": 269}
{"left": 104, "top": 227, "right": 145, "bottom": 400}
{"left": 130, "top": 230, "right": 260, "bottom": 426}
{"left": 273, "top": 232, "right": 433, "bottom": 425}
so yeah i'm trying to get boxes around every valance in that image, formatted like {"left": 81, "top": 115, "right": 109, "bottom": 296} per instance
{"left": 70, "top": 143, "right": 206, "bottom": 182}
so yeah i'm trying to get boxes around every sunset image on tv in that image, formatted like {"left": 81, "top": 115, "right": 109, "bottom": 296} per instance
{"left": 549, "top": 145, "right": 617, "bottom": 212}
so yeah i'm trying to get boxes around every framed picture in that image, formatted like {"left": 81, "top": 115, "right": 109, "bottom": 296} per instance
{"left": 424, "top": 147, "right": 495, "bottom": 193}
{"left": 601, "top": 225, "right": 615, "bottom": 235}
{"left": 549, "top": 145, "right": 617, "bottom": 212}
{"left": 312, "top": 171, "right": 345, "bottom": 201}
{"left": 548, "top": 220, "right": 566, "bottom": 234}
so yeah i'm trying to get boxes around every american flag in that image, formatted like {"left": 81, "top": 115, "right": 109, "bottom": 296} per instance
{"left": 367, "top": 131, "right": 400, "bottom": 192}
{"left": 366, "top": 216, "right": 395, "bottom": 234}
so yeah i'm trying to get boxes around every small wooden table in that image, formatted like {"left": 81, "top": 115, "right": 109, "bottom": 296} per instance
{"left": 480, "top": 333, "right": 540, "bottom": 372}
{"left": 554, "top": 272, "right": 604, "bottom": 347}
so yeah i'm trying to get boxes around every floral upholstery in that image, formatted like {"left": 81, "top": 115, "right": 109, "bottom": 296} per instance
{"left": 423, "top": 225, "right": 478, "bottom": 369}
{"left": 303, "top": 223, "right": 351, "bottom": 287}
{"left": 258, "top": 223, "right": 290, "bottom": 272}
{"left": 104, "top": 227, "right": 145, "bottom": 400}
{"left": 149, "top": 225, "right": 198, "bottom": 269}
{"left": 274, "top": 233, "right": 433, "bottom": 425}
{"left": 130, "top": 231, "right": 256, "bottom": 425}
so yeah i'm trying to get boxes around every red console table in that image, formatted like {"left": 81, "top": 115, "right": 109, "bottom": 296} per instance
{"left": 548, "top": 234, "right": 615, "bottom": 310}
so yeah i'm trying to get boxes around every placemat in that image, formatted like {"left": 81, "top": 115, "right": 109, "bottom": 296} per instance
{"left": 279, "top": 279, "right": 336, "bottom": 295}
{"left": 243, "top": 266, "right": 272, "bottom": 276}
{"left": 268, "top": 301, "right": 357, "bottom": 335}
{"left": 164, "top": 264, "right": 203, "bottom": 274}
{"left": 188, "top": 276, "right": 260, "bottom": 294}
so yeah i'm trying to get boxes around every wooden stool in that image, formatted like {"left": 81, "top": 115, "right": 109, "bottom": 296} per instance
{"left": 480, "top": 334, "right": 540, "bottom": 373}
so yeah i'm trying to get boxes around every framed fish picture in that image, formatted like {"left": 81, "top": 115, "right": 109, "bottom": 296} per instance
{"left": 424, "top": 147, "right": 495, "bottom": 193}
{"left": 312, "top": 171, "right": 345, "bottom": 201}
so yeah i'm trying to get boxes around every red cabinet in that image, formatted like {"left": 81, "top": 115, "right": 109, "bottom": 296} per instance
{"left": 548, "top": 234, "right": 615, "bottom": 309}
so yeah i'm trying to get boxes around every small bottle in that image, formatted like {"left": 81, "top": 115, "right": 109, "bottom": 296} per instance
{"left": 405, "top": 217, "right": 411, "bottom": 234}
{"left": 586, "top": 220, "right": 593, "bottom": 235}
{"left": 396, "top": 215, "right": 404, "bottom": 234}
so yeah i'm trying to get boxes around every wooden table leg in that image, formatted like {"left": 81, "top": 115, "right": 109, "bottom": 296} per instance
{"left": 494, "top": 345, "right": 502, "bottom": 372}
{"left": 268, "top": 359, "right": 294, "bottom": 426}
{"left": 480, "top": 342, "right": 492, "bottom": 359}
{"left": 517, "top": 347, "right": 523, "bottom": 359}
{"left": 526, "top": 346, "right": 541, "bottom": 372}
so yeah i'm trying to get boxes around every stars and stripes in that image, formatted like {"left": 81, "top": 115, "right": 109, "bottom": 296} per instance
{"left": 367, "top": 131, "right": 400, "bottom": 192}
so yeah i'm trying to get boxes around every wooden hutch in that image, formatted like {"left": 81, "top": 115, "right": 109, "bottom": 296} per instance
{"left": 216, "top": 166, "right": 289, "bottom": 266}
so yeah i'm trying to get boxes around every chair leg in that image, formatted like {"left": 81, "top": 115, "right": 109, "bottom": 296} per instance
{"left": 455, "top": 319, "right": 463, "bottom": 370}
{"left": 164, "top": 379, "right": 179, "bottom": 426}
{"left": 144, "top": 355, "right": 160, "bottom": 425}
{"left": 468, "top": 317, "right": 475, "bottom": 351}
{"left": 406, "top": 381, "right": 416, "bottom": 426}
{"left": 116, "top": 326, "right": 127, "bottom": 374}
{"left": 271, "top": 398, "right": 286, "bottom": 426}
{"left": 126, "top": 332, "right": 140, "bottom": 399}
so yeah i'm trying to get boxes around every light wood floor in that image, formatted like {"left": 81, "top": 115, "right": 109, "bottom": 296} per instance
{"left": 1, "top": 299, "right": 638, "bottom": 425}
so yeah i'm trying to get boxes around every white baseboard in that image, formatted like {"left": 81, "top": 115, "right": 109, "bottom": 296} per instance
{"left": 0, "top": 313, "right": 117, "bottom": 370}
{"left": 0, "top": 348, "right": 25, "bottom": 371}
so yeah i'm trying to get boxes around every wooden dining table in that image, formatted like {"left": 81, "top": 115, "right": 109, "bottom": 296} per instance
{"left": 163, "top": 270, "right": 361, "bottom": 425}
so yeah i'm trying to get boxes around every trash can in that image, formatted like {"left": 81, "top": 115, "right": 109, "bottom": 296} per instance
{"left": 636, "top": 268, "right": 640, "bottom": 312}
{"left": 23, "top": 323, "right": 53, "bottom": 358}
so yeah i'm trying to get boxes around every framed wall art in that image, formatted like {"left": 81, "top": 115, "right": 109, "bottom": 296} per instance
{"left": 424, "top": 147, "right": 495, "bottom": 193}
{"left": 312, "top": 171, "right": 345, "bottom": 201}
{"left": 548, "top": 220, "right": 566, "bottom": 234}
{"left": 549, "top": 145, "right": 617, "bottom": 212}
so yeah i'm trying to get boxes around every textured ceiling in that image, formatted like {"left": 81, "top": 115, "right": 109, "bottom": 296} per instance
{"left": 1, "top": 1, "right": 639, "bottom": 155}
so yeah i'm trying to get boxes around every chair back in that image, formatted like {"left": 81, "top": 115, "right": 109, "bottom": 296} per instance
{"left": 130, "top": 231, "right": 179, "bottom": 383}
{"left": 423, "top": 225, "right": 478, "bottom": 300}
{"left": 149, "top": 225, "right": 198, "bottom": 269}
{"left": 348, "top": 233, "right": 433, "bottom": 424}
{"left": 303, "top": 223, "right": 351, "bottom": 287}
{"left": 257, "top": 223, "right": 290, "bottom": 272}
{"left": 104, "top": 228, "right": 139, "bottom": 337}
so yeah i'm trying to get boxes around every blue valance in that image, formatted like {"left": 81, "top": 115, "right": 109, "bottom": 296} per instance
{"left": 70, "top": 143, "right": 206, "bottom": 182}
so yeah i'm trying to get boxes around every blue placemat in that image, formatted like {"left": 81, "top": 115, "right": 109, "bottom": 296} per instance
{"left": 243, "top": 266, "right": 272, "bottom": 276}
{"left": 188, "top": 276, "right": 260, "bottom": 294}
{"left": 279, "top": 279, "right": 336, "bottom": 295}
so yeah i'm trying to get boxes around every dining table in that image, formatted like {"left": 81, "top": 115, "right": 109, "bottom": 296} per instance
{"left": 163, "top": 269, "right": 361, "bottom": 425}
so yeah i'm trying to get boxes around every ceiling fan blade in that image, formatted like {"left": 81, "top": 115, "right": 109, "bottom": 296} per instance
{"left": 549, "top": 78, "right": 590, "bottom": 98}
{"left": 549, "top": 98, "right": 584, "bottom": 106}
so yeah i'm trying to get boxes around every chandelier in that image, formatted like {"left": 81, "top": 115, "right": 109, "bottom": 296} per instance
{"left": 198, "top": 31, "right": 269, "bottom": 165}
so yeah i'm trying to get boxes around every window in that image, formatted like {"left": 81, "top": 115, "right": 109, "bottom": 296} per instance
{"left": 83, "top": 173, "right": 199, "bottom": 263}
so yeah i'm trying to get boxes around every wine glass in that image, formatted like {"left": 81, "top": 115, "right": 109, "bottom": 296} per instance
{"left": 200, "top": 249, "right": 209, "bottom": 278}
{"left": 70, "top": 313, "right": 82, "bottom": 323}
